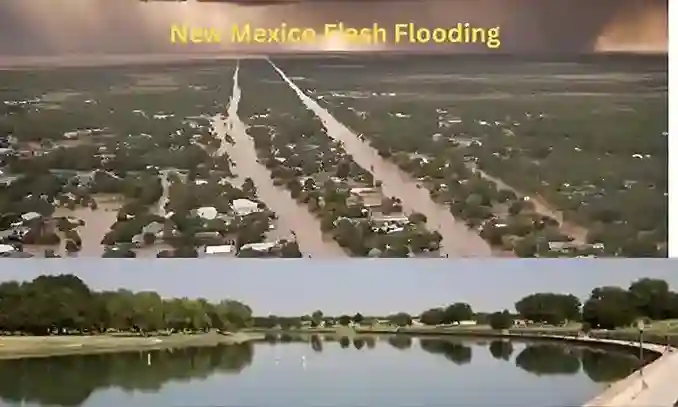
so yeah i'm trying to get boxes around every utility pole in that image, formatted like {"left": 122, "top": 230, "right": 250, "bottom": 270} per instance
{"left": 637, "top": 319, "right": 649, "bottom": 390}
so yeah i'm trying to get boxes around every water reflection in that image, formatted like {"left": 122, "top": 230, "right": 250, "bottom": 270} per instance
{"left": 489, "top": 340, "right": 514, "bottom": 361}
{"left": 419, "top": 338, "right": 473, "bottom": 365}
{"left": 0, "top": 337, "right": 640, "bottom": 407}
{"left": 515, "top": 343, "right": 582, "bottom": 375}
{"left": 0, "top": 343, "right": 254, "bottom": 407}
{"left": 339, "top": 336, "right": 350, "bottom": 349}
{"left": 388, "top": 335, "right": 413, "bottom": 350}
{"left": 580, "top": 348, "right": 639, "bottom": 383}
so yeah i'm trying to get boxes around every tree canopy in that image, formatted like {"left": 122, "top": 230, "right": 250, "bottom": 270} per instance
{"left": 0, "top": 275, "right": 253, "bottom": 335}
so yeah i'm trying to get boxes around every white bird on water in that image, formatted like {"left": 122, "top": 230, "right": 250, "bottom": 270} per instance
{"left": 301, "top": 355, "right": 307, "bottom": 370}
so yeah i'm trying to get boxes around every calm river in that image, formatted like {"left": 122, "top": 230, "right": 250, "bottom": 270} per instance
{"left": 0, "top": 336, "right": 640, "bottom": 407}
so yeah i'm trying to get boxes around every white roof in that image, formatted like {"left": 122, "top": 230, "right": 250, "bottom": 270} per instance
{"left": 350, "top": 187, "right": 378, "bottom": 194}
{"left": 232, "top": 199, "right": 258, "bottom": 209}
{"left": 21, "top": 212, "right": 41, "bottom": 221}
{"left": 240, "top": 242, "right": 277, "bottom": 252}
{"left": 205, "top": 245, "right": 235, "bottom": 254}
{"left": 0, "top": 244, "right": 16, "bottom": 254}
{"left": 196, "top": 206, "right": 218, "bottom": 220}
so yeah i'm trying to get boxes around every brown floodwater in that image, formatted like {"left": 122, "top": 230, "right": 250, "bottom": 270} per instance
{"left": 269, "top": 60, "right": 493, "bottom": 258}
{"left": 214, "top": 62, "right": 346, "bottom": 258}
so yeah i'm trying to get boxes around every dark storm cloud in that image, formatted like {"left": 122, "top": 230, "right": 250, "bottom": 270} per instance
{"left": 0, "top": 0, "right": 667, "bottom": 60}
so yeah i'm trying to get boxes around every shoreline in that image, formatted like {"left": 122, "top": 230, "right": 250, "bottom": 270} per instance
{"left": 0, "top": 331, "right": 264, "bottom": 360}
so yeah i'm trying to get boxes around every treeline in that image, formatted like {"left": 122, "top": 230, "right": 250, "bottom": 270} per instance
{"left": 1, "top": 276, "right": 676, "bottom": 336}
{"left": 420, "top": 278, "right": 678, "bottom": 329}
{"left": 417, "top": 278, "right": 678, "bottom": 330}
{"left": 255, "top": 278, "right": 678, "bottom": 332}
{"left": 0, "top": 275, "right": 253, "bottom": 335}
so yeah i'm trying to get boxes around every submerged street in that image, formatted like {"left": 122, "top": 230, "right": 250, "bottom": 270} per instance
{"left": 268, "top": 59, "right": 493, "bottom": 258}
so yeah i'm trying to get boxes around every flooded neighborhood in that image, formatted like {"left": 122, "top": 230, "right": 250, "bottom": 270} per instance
{"left": 0, "top": 54, "right": 667, "bottom": 258}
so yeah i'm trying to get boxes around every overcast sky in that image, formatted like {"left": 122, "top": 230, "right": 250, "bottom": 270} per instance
{"left": 1, "top": 259, "right": 676, "bottom": 316}
{"left": 0, "top": 0, "right": 666, "bottom": 60}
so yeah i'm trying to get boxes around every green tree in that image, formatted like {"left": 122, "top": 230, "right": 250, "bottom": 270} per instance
{"left": 488, "top": 310, "right": 513, "bottom": 330}
{"left": 515, "top": 293, "right": 581, "bottom": 325}
{"left": 419, "top": 308, "right": 445, "bottom": 325}
{"left": 628, "top": 278, "right": 671, "bottom": 320}
{"left": 311, "top": 310, "right": 324, "bottom": 326}
{"left": 388, "top": 312, "right": 412, "bottom": 327}
{"left": 442, "top": 303, "right": 474, "bottom": 324}
{"left": 582, "top": 287, "right": 637, "bottom": 329}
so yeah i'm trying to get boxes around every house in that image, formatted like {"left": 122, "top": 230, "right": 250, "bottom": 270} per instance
{"left": 0, "top": 244, "right": 16, "bottom": 256}
{"left": 21, "top": 212, "right": 42, "bottom": 222}
{"left": 232, "top": 199, "right": 260, "bottom": 216}
{"left": 371, "top": 214, "right": 410, "bottom": 224}
{"left": 203, "top": 245, "right": 236, "bottom": 256}
{"left": 0, "top": 226, "right": 30, "bottom": 241}
{"left": 240, "top": 242, "right": 277, "bottom": 252}
{"left": 349, "top": 187, "right": 383, "bottom": 208}
{"left": 196, "top": 206, "right": 218, "bottom": 220}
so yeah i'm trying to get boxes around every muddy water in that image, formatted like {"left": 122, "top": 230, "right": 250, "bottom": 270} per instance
{"left": 23, "top": 196, "right": 120, "bottom": 258}
{"left": 268, "top": 60, "right": 493, "bottom": 258}
{"left": 215, "top": 62, "right": 346, "bottom": 258}
{"left": 155, "top": 170, "right": 170, "bottom": 218}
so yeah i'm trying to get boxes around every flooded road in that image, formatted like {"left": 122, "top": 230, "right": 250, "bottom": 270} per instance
{"left": 155, "top": 170, "right": 171, "bottom": 218}
{"left": 23, "top": 195, "right": 121, "bottom": 258}
{"left": 215, "top": 62, "right": 346, "bottom": 258}
{"left": 268, "top": 60, "right": 493, "bottom": 258}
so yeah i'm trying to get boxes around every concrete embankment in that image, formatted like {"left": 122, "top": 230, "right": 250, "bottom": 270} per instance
{"left": 582, "top": 339, "right": 677, "bottom": 407}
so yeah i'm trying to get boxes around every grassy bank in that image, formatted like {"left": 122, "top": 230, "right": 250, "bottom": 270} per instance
{"left": 0, "top": 331, "right": 264, "bottom": 360}
{"left": 247, "top": 322, "right": 678, "bottom": 347}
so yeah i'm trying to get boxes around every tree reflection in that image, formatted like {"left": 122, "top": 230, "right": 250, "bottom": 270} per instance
{"left": 364, "top": 336, "right": 376, "bottom": 349}
{"left": 264, "top": 333, "right": 279, "bottom": 344}
{"left": 310, "top": 334, "right": 323, "bottom": 353}
{"left": 339, "top": 336, "right": 351, "bottom": 349}
{"left": 0, "top": 344, "right": 254, "bottom": 407}
{"left": 419, "top": 339, "right": 473, "bottom": 365}
{"left": 353, "top": 338, "right": 365, "bottom": 350}
{"left": 580, "top": 349, "right": 638, "bottom": 383}
{"left": 515, "top": 344, "right": 581, "bottom": 375}
{"left": 489, "top": 340, "right": 514, "bottom": 361}
{"left": 387, "top": 335, "right": 413, "bottom": 350}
